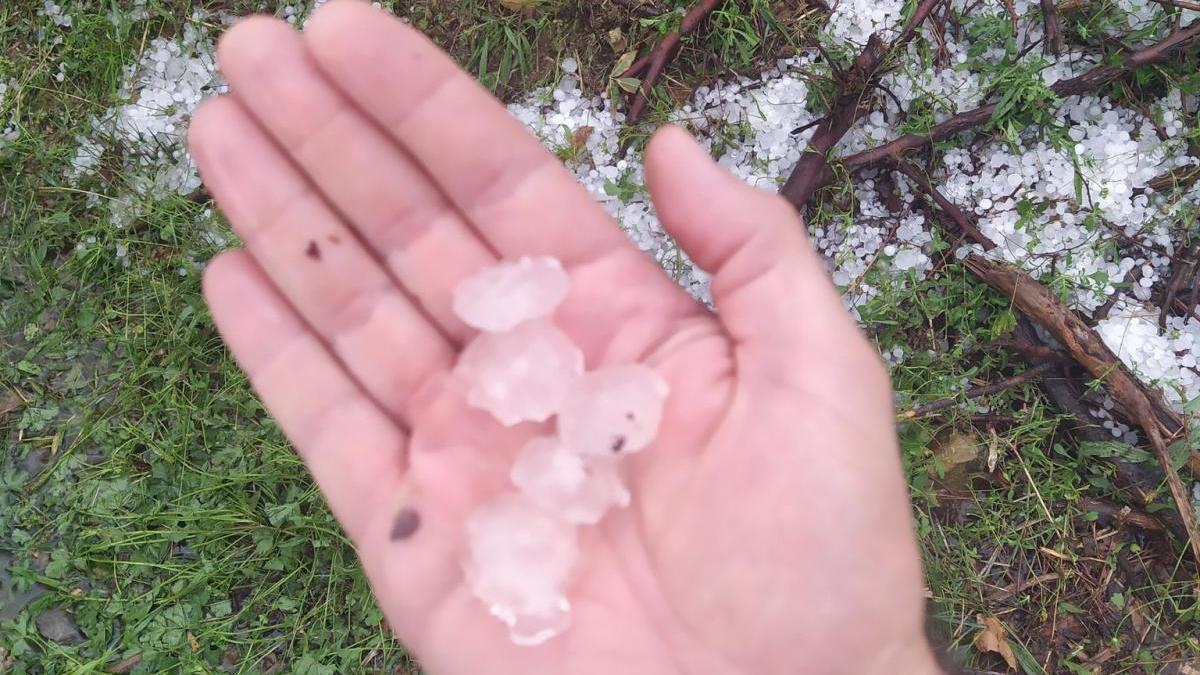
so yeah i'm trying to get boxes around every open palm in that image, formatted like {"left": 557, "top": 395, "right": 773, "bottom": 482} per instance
{"left": 190, "top": 2, "right": 938, "bottom": 673}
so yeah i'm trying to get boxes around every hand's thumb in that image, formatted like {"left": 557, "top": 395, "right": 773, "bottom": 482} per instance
{"left": 644, "top": 126, "right": 854, "bottom": 353}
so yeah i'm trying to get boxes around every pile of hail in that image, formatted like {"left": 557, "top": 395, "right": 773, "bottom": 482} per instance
{"left": 450, "top": 256, "right": 670, "bottom": 646}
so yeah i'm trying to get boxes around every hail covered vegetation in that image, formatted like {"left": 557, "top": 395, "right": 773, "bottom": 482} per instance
{"left": 0, "top": 80, "right": 19, "bottom": 150}
{"left": 55, "top": 0, "right": 1198, "bottom": 415}
{"left": 505, "top": 0, "right": 1199, "bottom": 420}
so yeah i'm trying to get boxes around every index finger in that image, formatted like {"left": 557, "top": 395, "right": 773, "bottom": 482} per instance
{"left": 302, "top": 0, "right": 638, "bottom": 267}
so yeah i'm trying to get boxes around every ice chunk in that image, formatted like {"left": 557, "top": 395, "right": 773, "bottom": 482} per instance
{"left": 558, "top": 364, "right": 670, "bottom": 456}
{"left": 511, "top": 436, "right": 631, "bottom": 524}
{"left": 455, "top": 320, "right": 584, "bottom": 426}
{"left": 453, "top": 256, "right": 570, "bottom": 332}
{"left": 465, "top": 493, "right": 578, "bottom": 646}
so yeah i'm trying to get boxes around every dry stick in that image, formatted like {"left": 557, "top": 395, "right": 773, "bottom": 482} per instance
{"left": 1081, "top": 497, "right": 1168, "bottom": 533}
{"left": 824, "top": 21, "right": 1200, "bottom": 183}
{"left": 780, "top": 0, "right": 945, "bottom": 207}
{"left": 619, "top": 0, "right": 727, "bottom": 124}
{"left": 894, "top": 160, "right": 995, "bottom": 250}
{"left": 1150, "top": 0, "right": 1200, "bottom": 11}
{"left": 999, "top": 0, "right": 1020, "bottom": 36}
{"left": 897, "top": 362, "right": 1057, "bottom": 419}
{"left": 1159, "top": 245, "right": 1197, "bottom": 329}
{"left": 894, "top": 159, "right": 1200, "bottom": 563}
{"left": 965, "top": 254, "right": 1200, "bottom": 566}
{"left": 1040, "top": 0, "right": 1065, "bottom": 55}
{"left": 1144, "top": 165, "right": 1200, "bottom": 193}
{"left": 780, "top": 34, "right": 888, "bottom": 206}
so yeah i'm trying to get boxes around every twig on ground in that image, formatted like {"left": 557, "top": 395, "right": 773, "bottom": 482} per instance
{"left": 1040, "top": 0, "right": 1065, "bottom": 54}
{"left": 897, "top": 362, "right": 1057, "bottom": 419}
{"left": 1144, "top": 165, "right": 1200, "bottom": 193}
{"left": 991, "top": 339, "right": 1067, "bottom": 361}
{"left": 893, "top": 160, "right": 996, "bottom": 249}
{"left": 1149, "top": 0, "right": 1200, "bottom": 11}
{"left": 963, "top": 256, "right": 1200, "bottom": 566}
{"left": 999, "top": 0, "right": 1019, "bottom": 36}
{"left": 823, "top": 22, "right": 1200, "bottom": 186}
{"left": 1081, "top": 497, "right": 1168, "bottom": 533}
{"left": 779, "top": 0, "right": 945, "bottom": 207}
{"left": 780, "top": 33, "right": 889, "bottom": 206}
{"left": 986, "top": 571, "right": 1062, "bottom": 601}
{"left": 618, "top": 0, "right": 727, "bottom": 124}
{"left": 891, "top": 160, "right": 1200, "bottom": 564}
{"left": 1159, "top": 244, "right": 1197, "bottom": 329}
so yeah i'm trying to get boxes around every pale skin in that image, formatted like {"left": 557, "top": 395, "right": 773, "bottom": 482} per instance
{"left": 189, "top": 1, "right": 943, "bottom": 672}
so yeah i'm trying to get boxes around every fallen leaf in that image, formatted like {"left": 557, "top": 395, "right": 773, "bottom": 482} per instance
{"left": 1127, "top": 597, "right": 1151, "bottom": 640}
{"left": 933, "top": 430, "right": 981, "bottom": 466}
{"left": 615, "top": 77, "right": 642, "bottom": 94}
{"left": 0, "top": 391, "right": 23, "bottom": 422}
{"left": 607, "top": 27, "right": 629, "bottom": 54}
{"left": 929, "top": 430, "right": 983, "bottom": 492}
{"left": 187, "top": 630, "right": 200, "bottom": 652}
{"left": 571, "top": 126, "right": 594, "bottom": 151}
{"left": 974, "top": 615, "right": 1018, "bottom": 671}
{"left": 493, "top": 0, "right": 540, "bottom": 13}
{"left": 611, "top": 50, "right": 638, "bottom": 79}
{"left": 105, "top": 653, "right": 142, "bottom": 674}
{"left": 1083, "top": 646, "right": 1115, "bottom": 669}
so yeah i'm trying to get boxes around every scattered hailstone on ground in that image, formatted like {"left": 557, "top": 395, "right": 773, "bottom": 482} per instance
{"left": 67, "top": 15, "right": 223, "bottom": 237}
{"left": 0, "top": 81, "right": 18, "bottom": 151}
{"left": 1096, "top": 299, "right": 1200, "bottom": 410}
{"left": 511, "top": 436, "right": 631, "bottom": 524}
{"left": 454, "top": 319, "right": 583, "bottom": 426}
{"left": 558, "top": 364, "right": 670, "bottom": 456}
{"left": 452, "top": 256, "right": 570, "bottom": 332}
{"left": 464, "top": 493, "right": 578, "bottom": 646}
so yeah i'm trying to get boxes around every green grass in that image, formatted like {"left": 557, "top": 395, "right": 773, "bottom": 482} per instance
{"left": 1, "top": 0, "right": 1198, "bottom": 673}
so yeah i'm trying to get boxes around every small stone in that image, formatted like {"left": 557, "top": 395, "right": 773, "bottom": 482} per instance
{"left": 511, "top": 436, "right": 630, "bottom": 524}
{"left": 558, "top": 364, "right": 669, "bottom": 456}
{"left": 36, "top": 607, "right": 85, "bottom": 645}
{"left": 453, "top": 256, "right": 570, "bottom": 332}
{"left": 455, "top": 320, "right": 583, "bottom": 426}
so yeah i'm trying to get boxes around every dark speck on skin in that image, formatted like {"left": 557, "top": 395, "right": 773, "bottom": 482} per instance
{"left": 390, "top": 508, "right": 421, "bottom": 541}
{"left": 305, "top": 240, "right": 321, "bottom": 260}
{"left": 611, "top": 436, "right": 626, "bottom": 453}
{"left": 327, "top": 234, "right": 342, "bottom": 244}
{"left": 624, "top": 411, "right": 635, "bottom": 421}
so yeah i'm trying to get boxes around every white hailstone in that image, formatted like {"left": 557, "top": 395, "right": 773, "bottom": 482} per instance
{"left": 558, "top": 364, "right": 669, "bottom": 456}
{"left": 465, "top": 493, "right": 578, "bottom": 646}
{"left": 453, "top": 256, "right": 570, "bottom": 332}
{"left": 511, "top": 436, "right": 630, "bottom": 524}
{"left": 1096, "top": 300, "right": 1200, "bottom": 409}
{"left": 455, "top": 319, "right": 583, "bottom": 426}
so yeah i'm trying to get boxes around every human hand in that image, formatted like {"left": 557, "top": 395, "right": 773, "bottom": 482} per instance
{"left": 188, "top": 1, "right": 940, "bottom": 672}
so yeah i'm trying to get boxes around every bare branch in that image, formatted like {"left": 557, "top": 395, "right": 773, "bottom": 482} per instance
{"left": 620, "top": 0, "right": 727, "bottom": 124}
